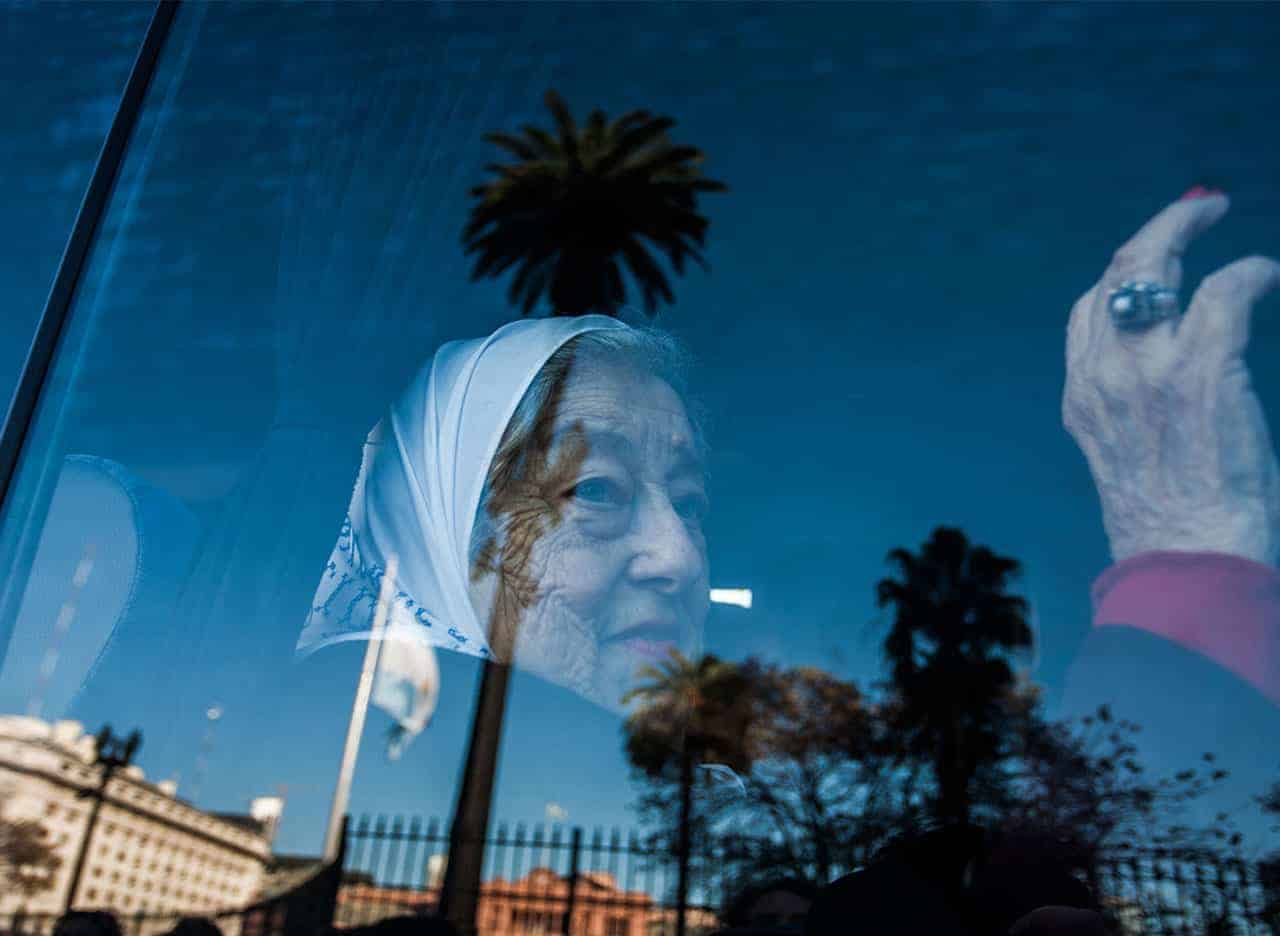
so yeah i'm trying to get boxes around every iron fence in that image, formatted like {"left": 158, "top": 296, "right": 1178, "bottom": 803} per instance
{"left": 340, "top": 815, "right": 1280, "bottom": 936}
{"left": 338, "top": 817, "right": 722, "bottom": 935}
{"left": 5, "top": 818, "right": 1276, "bottom": 936}
{"left": 1089, "top": 845, "right": 1275, "bottom": 935}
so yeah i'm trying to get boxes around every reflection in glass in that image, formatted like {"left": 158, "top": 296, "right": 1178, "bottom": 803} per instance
{"left": 299, "top": 316, "right": 709, "bottom": 714}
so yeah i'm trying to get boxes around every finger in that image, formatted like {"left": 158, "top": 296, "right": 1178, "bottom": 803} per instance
{"left": 1104, "top": 191, "right": 1231, "bottom": 294}
{"left": 1090, "top": 192, "right": 1231, "bottom": 347}
{"left": 1182, "top": 255, "right": 1280, "bottom": 358}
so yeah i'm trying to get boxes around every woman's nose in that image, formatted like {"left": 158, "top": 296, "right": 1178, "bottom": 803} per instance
{"left": 626, "top": 490, "right": 704, "bottom": 592}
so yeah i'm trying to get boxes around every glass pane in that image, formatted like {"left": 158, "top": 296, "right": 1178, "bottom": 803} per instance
{"left": 1, "top": 3, "right": 1278, "bottom": 933}
{"left": 0, "top": 1, "right": 151, "bottom": 407}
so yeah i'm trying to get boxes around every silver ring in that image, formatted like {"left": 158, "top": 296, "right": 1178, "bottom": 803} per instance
{"left": 1107, "top": 279, "right": 1181, "bottom": 332}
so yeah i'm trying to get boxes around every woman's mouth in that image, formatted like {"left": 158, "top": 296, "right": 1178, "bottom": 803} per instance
{"left": 620, "top": 637, "right": 678, "bottom": 661}
{"left": 606, "top": 624, "right": 681, "bottom": 661}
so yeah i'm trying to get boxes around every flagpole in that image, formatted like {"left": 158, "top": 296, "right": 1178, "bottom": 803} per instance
{"left": 323, "top": 555, "right": 397, "bottom": 863}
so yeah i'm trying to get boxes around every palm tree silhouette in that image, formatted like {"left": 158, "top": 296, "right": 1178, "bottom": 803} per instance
{"left": 439, "top": 91, "right": 726, "bottom": 936}
{"left": 461, "top": 89, "right": 727, "bottom": 317}
{"left": 624, "top": 651, "right": 758, "bottom": 936}
{"left": 875, "top": 526, "right": 1033, "bottom": 828}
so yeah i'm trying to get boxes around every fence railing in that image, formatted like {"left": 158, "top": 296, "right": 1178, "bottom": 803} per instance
{"left": 4, "top": 819, "right": 1275, "bottom": 936}
{"left": 340, "top": 815, "right": 1280, "bottom": 936}
{"left": 339, "top": 817, "right": 721, "bottom": 935}
{"left": 1089, "top": 844, "right": 1274, "bottom": 935}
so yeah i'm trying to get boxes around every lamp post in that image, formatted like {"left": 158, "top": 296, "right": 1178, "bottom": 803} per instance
{"left": 63, "top": 725, "right": 142, "bottom": 912}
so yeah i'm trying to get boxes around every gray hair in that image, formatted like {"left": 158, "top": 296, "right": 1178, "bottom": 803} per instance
{"left": 468, "top": 325, "right": 706, "bottom": 567}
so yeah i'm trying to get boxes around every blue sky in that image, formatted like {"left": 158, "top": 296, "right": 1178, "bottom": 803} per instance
{"left": 1, "top": 0, "right": 1278, "bottom": 862}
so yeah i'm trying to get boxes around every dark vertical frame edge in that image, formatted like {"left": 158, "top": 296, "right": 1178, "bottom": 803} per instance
{"left": 0, "top": 0, "right": 181, "bottom": 664}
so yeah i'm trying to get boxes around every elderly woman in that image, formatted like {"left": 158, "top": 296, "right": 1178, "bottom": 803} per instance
{"left": 297, "top": 316, "right": 709, "bottom": 712}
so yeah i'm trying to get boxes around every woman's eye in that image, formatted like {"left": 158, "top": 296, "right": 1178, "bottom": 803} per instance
{"left": 570, "top": 478, "right": 629, "bottom": 507}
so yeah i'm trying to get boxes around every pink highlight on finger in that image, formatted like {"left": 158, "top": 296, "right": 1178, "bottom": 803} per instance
{"left": 1179, "top": 185, "right": 1224, "bottom": 201}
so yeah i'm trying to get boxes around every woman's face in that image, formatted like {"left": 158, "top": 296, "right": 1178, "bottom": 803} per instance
{"left": 469, "top": 357, "right": 710, "bottom": 710}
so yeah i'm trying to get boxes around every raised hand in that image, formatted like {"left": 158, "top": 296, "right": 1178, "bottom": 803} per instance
{"left": 1063, "top": 190, "right": 1280, "bottom": 566}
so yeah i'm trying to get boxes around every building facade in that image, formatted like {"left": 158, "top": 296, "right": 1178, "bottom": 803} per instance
{"left": 0, "top": 716, "right": 274, "bottom": 917}
{"left": 336, "top": 867, "right": 719, "bottom": 936}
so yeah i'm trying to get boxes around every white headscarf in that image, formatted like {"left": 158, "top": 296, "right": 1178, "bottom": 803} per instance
{"left": 296, "top": 315, "right": 630, "bottom": 660}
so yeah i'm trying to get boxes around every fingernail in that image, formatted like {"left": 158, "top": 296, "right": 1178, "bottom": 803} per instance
{"left": 1180, "top": 185, "right": 1225, "bottom": 201}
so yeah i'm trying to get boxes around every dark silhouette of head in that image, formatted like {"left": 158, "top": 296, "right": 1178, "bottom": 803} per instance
{"left": 964, "top": 829, "right": 1103, "bottom": 934}
{"left": 1007, "top": 906, "right": 1113, "bottom": 935}
{"left": 723, "top": 876, "right": 818, "bottom": 932}
{"left": 53, "top": 912, "right": 123, "bottom": 936}
{"left": 165, "top": 918, "right": 222, "bottom": 936}
{"left": 344, "top": 916, "right": 460, "bottom": 936}
{"left": 804, "top": 825, "right": 987, "bottom": 935}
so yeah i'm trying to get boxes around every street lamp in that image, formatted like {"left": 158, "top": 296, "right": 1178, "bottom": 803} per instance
{"left": 64, "top": 724, "right": 142, "bottom": 912}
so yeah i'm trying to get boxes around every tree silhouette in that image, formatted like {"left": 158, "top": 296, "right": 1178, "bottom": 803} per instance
{"left": 462, "top": 89, "right": 727, "bottom": 318}
{"left": 678, "top": 663, "right": 928, "bottom": 885}
{"left": 0, "top": 816, "right": 62, "bottom": 900}
{"left": 624, "top": 651, "right": 760, "bottom": 936}
{"left": 875, "top": 526, "right": 1034, "bottom": 828}
{"left": 442, "top": 90, "right": 726, "bottom": 936}
{"left": 1003, "top": 703, "right": 1240, "bottom": 864}
{"left": 1256, "top": 779, "right": 1280, "bottom": 929}
{"left": 625, "top": 665, "right": 1248, "bottom": 921}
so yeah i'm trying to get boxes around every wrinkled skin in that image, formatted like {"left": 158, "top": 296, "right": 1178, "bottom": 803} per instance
{"left": 1063, "top": 192, "right": 1280, "bottom": 565}
{"left": 469, "top": 359, "right": 711, "bottom": 711}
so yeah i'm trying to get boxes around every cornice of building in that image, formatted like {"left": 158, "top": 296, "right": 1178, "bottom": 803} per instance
{"left": 0, "top": 716, "right": 270, "bottom": 861}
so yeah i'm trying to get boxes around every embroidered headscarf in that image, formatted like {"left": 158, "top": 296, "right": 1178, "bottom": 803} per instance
{"left": 296, "top": 315, "right": 630, "bottom": 661}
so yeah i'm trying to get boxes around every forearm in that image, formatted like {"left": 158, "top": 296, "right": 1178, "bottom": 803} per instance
{"left": 1091, "top": 549, "right": 1280, "bottom": 705}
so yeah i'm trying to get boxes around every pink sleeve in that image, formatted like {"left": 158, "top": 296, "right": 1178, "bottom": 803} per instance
{"left": 1091, "top": 550, "right": 1280, "bottom": 705}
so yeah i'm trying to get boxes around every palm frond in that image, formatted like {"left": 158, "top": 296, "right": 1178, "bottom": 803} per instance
{"left": 462, "top": 91, "right": 725, "bottom": 318}
{"left": 543, "top": 89, "right": 580, "bottom": 169}
{"left": 482, "top": 131, "right": 540, "bottom": 162}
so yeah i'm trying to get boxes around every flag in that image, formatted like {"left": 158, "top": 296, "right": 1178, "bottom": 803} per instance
{"left": 372, "top": 626, "right": 440, "bottom": 761}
